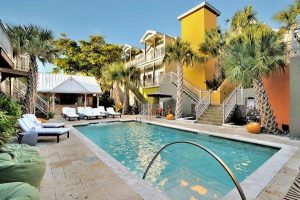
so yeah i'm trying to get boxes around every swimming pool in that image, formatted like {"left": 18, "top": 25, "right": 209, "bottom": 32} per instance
{"left": 75, "top": 121, "right": 278, "bottom": 200}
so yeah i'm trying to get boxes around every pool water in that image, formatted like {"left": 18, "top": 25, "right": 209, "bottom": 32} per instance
{"left": 76, "top": 122, "right": 278, "bottom": 200}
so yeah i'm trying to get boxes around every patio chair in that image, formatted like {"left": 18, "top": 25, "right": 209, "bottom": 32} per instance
{"left": 106, "top": 107, "right": 121, "bottom": 118}
{"left": 83, "top": 107, "right": 99, "bottom": 120}
{"left": 65, "top": 108, "right": 80, "bottom": 121}
{"left": 98, "top": 106, "right": 109, "bottom": 115}
{"left": 77, "top": 107, "right": 85, "bottom": 115}
{"left": 18, "top": 118, "right": 70, "bottom": 143}
{"left": 92, "top": 108, "right": 107, "bottom": 119}
{"left": 23, "top": 114, "right": 64, "bottom": 128}
{"left": 62, "top": 107, "right": 70, "bottom": 118}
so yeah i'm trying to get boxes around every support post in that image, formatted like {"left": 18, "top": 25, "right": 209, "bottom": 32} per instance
{"left": 9, "top": 77, "right": 12, "bottom": 96}
{"left": 52, "top": 93, "right": 55, "bottom": 113}
{"left": 84, "top": 94, "right": 87, "bottom": 108}
{"left": 222, "top": 102, "right": 225, "bottom": 124}
{"left": 96, "top": 94, "right": 99, "bottom": 108}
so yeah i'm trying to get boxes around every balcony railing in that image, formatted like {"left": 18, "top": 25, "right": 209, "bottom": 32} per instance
{"left": 14, "top": 55, "right": 30, "bottom": 71}
{"left": 126, "top": 46, "right": 165, "bottom": 67}
{"left": 0, "top": 21, "right": 13, "bottom": 61}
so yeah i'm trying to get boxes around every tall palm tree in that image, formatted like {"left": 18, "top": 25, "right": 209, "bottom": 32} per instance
{"left": 101, "top": 62, "right": 123, "bottom": 106}
{"left": 230, "top": 5, "right": 257, "bottom": 32}
{"left": 273, "top": 0, "right": 300, "bottom": 30}
{"left": 121, "top": 66, "right": 140, "bottom": 115}
{"left": 199, "top": 27, "right": 226, "bottom": 80}
{"left": 164, "top": 38, "right": 205, "bottom": 119}
{"left": 224, "top": 31, "right": 286, "bottom": 134}
{"left": 6, "top": 24, "right": 56, "bottom": 113}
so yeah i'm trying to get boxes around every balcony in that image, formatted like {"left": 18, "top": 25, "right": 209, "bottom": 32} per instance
{"left": 126, "top": 46, "right": 165, "bottom": 68}
{"left": 14, "top": 55, "right": 30, "bottom": 71}
{"left": 0, "top": 21, "right": 14, "bottom": 67}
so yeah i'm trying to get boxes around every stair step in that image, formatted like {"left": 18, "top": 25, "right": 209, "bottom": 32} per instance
{"left": 197, "top": 120, "right": 223, "bottom": 126}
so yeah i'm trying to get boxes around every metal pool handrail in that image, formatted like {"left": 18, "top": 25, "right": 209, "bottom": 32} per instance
{"left": 142, "top": 141, "right": 246, "bottom": 200}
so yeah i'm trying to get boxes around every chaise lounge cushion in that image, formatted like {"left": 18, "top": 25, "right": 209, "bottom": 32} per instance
{"left": 0, "top": 182, "right": 40, "bottom": 200}
{"left": 0, "top": 144, "right": 46, "bottom": 188}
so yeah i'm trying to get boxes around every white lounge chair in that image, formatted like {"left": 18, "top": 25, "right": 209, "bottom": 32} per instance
{"left": 23, "top": 114, "right": 64, "bottom": 128}
{"left": 106, "top": 107, "right": 121, "bottom": 118}
{"left": 65, "top": 108, "right": 80, "bottom": 121}
{"left": 62, "top": 107, "right": 70, "bottom": 118}
{"left": 77, "top": 107, "right": 85, "bottom": 115}
{"left": 98, "top": 106, "right": 109, "bottom": 115}
{"left": 83, "top": 107, "right": 99, "bottom": 120}
{"left": 92, "top": 108, "right": 107, "bottom": 119}
{"left": 18, "top": 118, "right": 70, "bottom": 143}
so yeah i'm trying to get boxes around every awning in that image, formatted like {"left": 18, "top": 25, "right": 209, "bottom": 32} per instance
{"left": 147, "top": 93, "right": 172, "bottom": 98}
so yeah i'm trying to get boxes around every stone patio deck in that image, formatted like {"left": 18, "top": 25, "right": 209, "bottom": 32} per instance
{"left": 37, "top": 116, "right": 300, "bottom": 200}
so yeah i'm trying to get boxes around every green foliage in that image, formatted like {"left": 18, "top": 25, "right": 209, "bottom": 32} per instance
{"left": 164, "top": 38, "right": 206, "bottom": 65}
{"left": 205, "top": 76, "right": 224, "bottom": 90}
{"left": 101, "top": 62, "right": 124, "bottom": 92}
{"left": 224, "top": 32, "right": 286, "bottom": 87}
{"left": 47, "top": 112, "right": 54, "bottom": 119}
{"left": 98, "top": 91, "right": 114, "bottom": 108}
{"left": 53, "top": 34, "right": 123, "bottom": 88}
{"left": 0, "top": 95, "right": 22, "bottom": 148}
{"left": 273, "top": 0, "right": 300, "bottom": 30}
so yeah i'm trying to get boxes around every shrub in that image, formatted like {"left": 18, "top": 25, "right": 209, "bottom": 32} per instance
{"left": 0, "top": 94, "right": 22, "bottom": 148}
{"left": 47, "top": 112, "right": 54, "bottom": 119}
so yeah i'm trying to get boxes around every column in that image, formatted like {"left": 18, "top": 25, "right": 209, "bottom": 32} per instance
{"left": 9, "top": 77, "right": 12, "bottom": 96}
{"left": 84, "top": 94, "right": 87, "bottom": 108}
{"left": 52, "top": 93, "right": 55, "bottom": 113}
{"left": 96, "top": 94, "right": 99, "bottom": 108}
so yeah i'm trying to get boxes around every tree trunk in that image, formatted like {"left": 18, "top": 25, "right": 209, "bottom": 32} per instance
{"left": 113, "top": 81, "right": 121, "bottom": 106}
{"left": 122, "top": 86, "right": 129, "bottom": 115}
{"left": 175, "top": 62, "right": 184, "bottom": 119}
{"left": 23, "top": 57, "right": 38, "bottom": 114}
{"left": 252, "top": 77, "right": 281, "bottom": 134}
{"left": 214, "top": 59, "right": 223, "bottom": 80}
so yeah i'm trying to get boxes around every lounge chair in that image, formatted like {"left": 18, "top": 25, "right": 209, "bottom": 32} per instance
{"left": 65, "top": 108, "right": 80, "bottom": 121}
{"left": 18, "top": 118, "right": 70, "bottom": 143}
{"left": 92, "top": 108, "right": 107, "bottom": 119}
{"left": 77, "top": 107, "right": 85, "bottom": 115}
{"left": 98, "top": 106, "right": 109, "bottom": 115}
{"left": 83, "top": 107, "right": 99, "bottom": 120}
{"left": 62, "top": 107, "right": 70, "bottom": 118}
{"left": 23, "top": 114, "right": 64, "bottom": 128}
{"left": 106, "top": 107, "right": 121, "bottom": 118}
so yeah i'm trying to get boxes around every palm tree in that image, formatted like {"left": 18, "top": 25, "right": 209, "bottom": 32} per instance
{"left": 273, "top": 0, "right": 300, "bottom": 30}
{"left": 164, "top": 38, "right": 205, "bottom": 119}
{"left": 199, "top": 27, "right": 226, "bottom": 80}
{"left": 6, "top": 24, "right": 56, "bottom": 113}
{"left": 230, "top": 5, "right": 257, "bottom": 32}
{"left": 224, "top": 31, "right": 286, "bottom": 134}
{"left": 119, "top": 66, "right": 140, "bottom": 115}
{"left": 101, "top": 62, "right": 123, "bottom": 106}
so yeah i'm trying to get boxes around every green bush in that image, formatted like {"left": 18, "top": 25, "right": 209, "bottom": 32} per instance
{"left": 0, "top": 94, "right": 22, "bottom": 148}
{"left": 47, "top": 112, "right": 54, "bottom": 119}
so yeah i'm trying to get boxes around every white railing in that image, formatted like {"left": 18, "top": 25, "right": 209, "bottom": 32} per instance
{"left": 0, "top": 20, "right": 13, "bottom": 61}
{"left": 126, "top": 46, "right": 165, "bottom": 67}
{"left": 14, "top": 55, "right": 30, "bottom": 71}
{"left": 160, "top": 72, "right": 201, "bottom": 102}
{"left": 195, "top": 91, "right": 211, "bottom": 119}
{"left": 2, "top": 79, "right": 49, "bottom": 115}
{"left": 222, "top": 87, "right": 243, "bottom": 124}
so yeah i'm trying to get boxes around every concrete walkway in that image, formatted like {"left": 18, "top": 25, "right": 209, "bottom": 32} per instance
{"left": 37, "top": 116, "right": 300, "bottom": 200}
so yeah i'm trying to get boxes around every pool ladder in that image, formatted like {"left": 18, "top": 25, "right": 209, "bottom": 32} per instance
{"left": 142, "top": 141, "right": 246, "bottom": 200}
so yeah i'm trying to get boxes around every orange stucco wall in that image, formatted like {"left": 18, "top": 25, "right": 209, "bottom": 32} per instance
{"left": 262, "top": 67, "right": 290, "bottom": 129}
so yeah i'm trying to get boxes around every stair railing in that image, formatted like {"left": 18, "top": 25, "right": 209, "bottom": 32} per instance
{"left": 222, "top": 86, "right": 243, "bottom": 124}
{"left": 160, "top": 72, "right": 201, "bottom": 102}
{"left": 142, "top": 141, "right": 246, "bottom": 200}
{"left": 136, "top": 103, "right": 153, "bottom": 122}
{"left": 195, "top": 91, "right": 211, "bottom": 119}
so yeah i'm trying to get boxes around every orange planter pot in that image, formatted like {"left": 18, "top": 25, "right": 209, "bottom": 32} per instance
{"left": 246, "top": 122, "right": 261, "bottom": 134}
{"left": 166, "top": 114, "right": 174, "bottom": 120}
{"left": 38, "top": 118, "right": 47, "bottom": 123}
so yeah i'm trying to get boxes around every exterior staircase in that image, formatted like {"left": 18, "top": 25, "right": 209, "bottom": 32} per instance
{"left": 129, "top": 83, "right": 148, "bottom": 104}
{"left": 2, "top": 78, "right": 49, "bottom": 116}
{"left": 197, "top": 105, "right": 223, "bottom": 125}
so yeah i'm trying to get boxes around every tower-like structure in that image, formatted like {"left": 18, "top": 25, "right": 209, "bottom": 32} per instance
{"left": 177, "top": 1, "right": 220, "bottom": 90}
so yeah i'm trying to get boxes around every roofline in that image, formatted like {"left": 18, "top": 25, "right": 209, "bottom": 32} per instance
{"left": 177, "top": 1, "right": 221, "bottom": 21}
{"left": 139, "top": 30, "right": 176, "bottom": 44}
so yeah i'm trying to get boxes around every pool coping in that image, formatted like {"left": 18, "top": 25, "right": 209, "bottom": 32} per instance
{"left": 71, "top": 119, "right": 298, "bottom": 200}
{"left": 71, "top": 122, "right": 169, "bottom": 200}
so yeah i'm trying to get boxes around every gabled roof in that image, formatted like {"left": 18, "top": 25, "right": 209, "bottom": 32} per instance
{"left": 139, "top": 30, "right": 175, "bottom": 44}
{"left": 37, "top": 73, "right": 102, "bottom": 94}
{"left": 177, "top": 1, "right": 221, "bottom": 21}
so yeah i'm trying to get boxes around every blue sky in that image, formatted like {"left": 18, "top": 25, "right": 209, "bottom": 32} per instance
{"left": 0, "top": 0, "right": 294, "bottom": 72}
